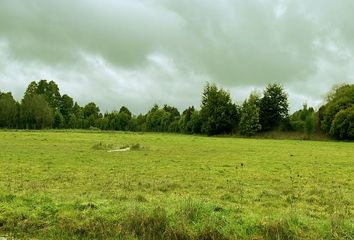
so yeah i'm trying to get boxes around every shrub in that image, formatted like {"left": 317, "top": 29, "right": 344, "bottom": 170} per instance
{"left": 330, "top": 105, "right": 354, "bottom": 140}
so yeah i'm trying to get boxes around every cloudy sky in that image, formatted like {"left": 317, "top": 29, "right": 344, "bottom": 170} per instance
{"left": 0, "top": 0, "right": 353, "bottom": 113}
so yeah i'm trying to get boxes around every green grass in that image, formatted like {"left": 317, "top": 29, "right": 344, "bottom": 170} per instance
{"left": 0, "top": 131, "right": 353, "bottom": 239}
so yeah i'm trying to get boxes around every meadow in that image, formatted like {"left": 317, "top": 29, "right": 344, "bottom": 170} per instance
{"left": 0, "top": 131, "right": 353, "bottom": 239}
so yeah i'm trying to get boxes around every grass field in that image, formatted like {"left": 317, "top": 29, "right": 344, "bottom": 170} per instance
{"left": 0, "top": 131, "right": 353, "bottom": 239}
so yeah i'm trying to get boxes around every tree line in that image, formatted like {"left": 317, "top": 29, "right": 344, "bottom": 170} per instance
{"left": 0, "top": 80, "right": 353, "bottom": 140}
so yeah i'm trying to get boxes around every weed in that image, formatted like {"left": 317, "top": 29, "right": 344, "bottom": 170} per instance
{"left": 123, "top": 207, "right": 169, "bottom": 239}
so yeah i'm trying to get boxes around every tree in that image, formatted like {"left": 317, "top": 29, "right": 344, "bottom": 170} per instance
{"left": 146, "top": 105, "right": 172, "bottom": 132}
{"left": 83, "top": 102, "right": 100, "bottom": 119}
{"left": 67, "top": 114, "right": 79, "bottom": 129}
{"left": 119, "top": 106, "right": 132, "bottom": 118}
{"left": 24, "top": 81, "right": 38, "bottom": 98}
{"left": 36, "top": 80, "right": 61, "bottom": 109}
{"left": 320, "top": 84, "right": 354, "bottom": 134}
{"left": 59, "top": 94, "right": 74, "bottom": 125}
{"left": 259, "top": 83, "right": 289, "bottom": 131}
{"left": 290, "top": 104, "right": 316, "bottom": 134}
{"left": 0, "top": 92, "right": 19, "bottom": 128}
{"left": 179, "top": 106, "right": 195, "bottom": 133}
{"left": 188, "top": 111, "right": 202, "bottom": 134}
{"left": 53, "top": 110, "right": 64, "bottom": 129}
{"left": 72, "top": 102, "right": 84, "bottom": 128}
{"left": 329, "top": 105, "right": 354, "bottom": 140}
{"left": 200, "top": 83, "right": 239, "bottom": 135}
{"left": 21, "top": 94, "right": 53, "bottom": 129}
{"left": 116, "top": 112, "right": 131, "bottom": 131}
{"left": 133, "top": 114, "right": 147, "bottom": 132}
{"left": 239, "top": 92, "right": 261, "bottom": 136}
{"left": 304, "top": 112, "right": 316, "bottom": 135}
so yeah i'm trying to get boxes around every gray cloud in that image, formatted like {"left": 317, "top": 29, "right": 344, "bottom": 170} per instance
{"left": 0, "top": 0, "right": 353, "bottom": 113}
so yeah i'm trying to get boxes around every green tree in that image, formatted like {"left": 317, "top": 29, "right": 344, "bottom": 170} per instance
{"left": 179, "top": 106, "right": 195, "bottom": 133}
{"left": 36, "top": 80, "right": 62, "bottom": 109}
{"left": 67, "top": 114, "right": 79, "bottom": 129}
{"left": 239, "top": 92, "right": 261, "bottom": 136}
{"left": 83, "top": 102, "right": 100, "bottom": 119}
{"left": 24, "top": 81, "right": 38, "bottom": 98}
{"left": 116, "top": 112, "right": 131, "bottom": 131}
{"left": 146, "top": 105, "right": 171, "bottom": 132}
{"left": 119, "top": 106, "right": 132, "bottom": 118}
{"left": 320, "top": 84, "right": 354, "bottom": 134}
{"left": 200, "top": 83, "right": 239, "bottom": 135}
{"left": 329, "top": 105, "right": 354, "bottom": 140}
{"left": 188, "top": 111, "right": 202, "bottom": 134}
{"left": 290, "top": 104, "right": 316, "bottom": 134}
{"left": 259, "top": 83, "right": 289, "bottom": 131}
{"left": 304, "top": 112, "right": 316, "bottom": 135}
{"left": 0, "top": 92, "right": 19, "bottom": 128}
{"left": 21, "top": 94, "right": 53, "bottom": 129}
{"left": 53, "top": 110, "right": 64, "bottom": 129}
{"left": 59, "top": 94, "right": 74, "bottom": 125}
{"left": 72, "top": 102, "right": 84, "bottom": 128}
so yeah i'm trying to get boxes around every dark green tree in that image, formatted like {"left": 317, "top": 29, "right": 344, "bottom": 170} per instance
{"left": 146, "top": 105, "right": 171, "bottom": 132}
{"left": 119, "top": 106, "right": 132, "bottom": 117}
{"left": 53, "top": 110, "right": 64, "bottom": 129}
{"left": 36, "top": 80, "right": 61, "bottom": 109}
{"left": 188, "top": 111, "right": 202, "bottom": 134}
{"left": 21, "top": 94, "right": 53, "bottom": 129}
{"left": 0, "top": 92, "right": 19, "bottom": 128}
{"left": 179, "top": 106, "right": 195, "bottom": 133}
{"left": 59, "top": 94, "right": 74, "bottom": 125}
{"left": 83, "top": 102, "right": 100, "bottom": 119}
{"left": 329, "top": 105, "right": 354, "bottom": 140}
{"left": 239, "top": 92, "right": 261, "bottom": 136}
{"left": 290, "top": 104, "right": 316, "bottom": 133}
{"left": 320, "top": 84, "right": 354, "bottom": 134}
{"left": 259, "top": 83, "right": 289, "bottom": 131}
{"left": 24, "top": 81, "right": 38, "bottom": 98}
{"left": 200, "top": 83, "right": 239, "bottom": 135}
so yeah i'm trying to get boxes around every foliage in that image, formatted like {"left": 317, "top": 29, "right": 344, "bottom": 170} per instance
{"left": 36, "top": 80, "right": 62, "bottom": 109}
{"left": 329, "top": 105, "right": 354, "bottom": 140}
{"left": 146, "top": 106, "right": 172, "bottom": 132}
{"left": 200, "top": 83, "right": 239, "bottom": 135}
{"left": 290, "top": 104, "right": 316, "bottom": 135}
{"left": 239, "top": 92, "right": 261, "bottom": 136}
{"left": 59, "top": 94, "right": 74, "bottom": 125}
{"left": 319, "top": 84, "right": 354, "bottom": 139}
{"left": 53, "top": 110, "right": 65, "bottom": 129}
{"left": 2, "top": 80, "right": 353, "bottom": 140}
{"left": 259, "top": 83, "right": 289, "bottom": 131}
{"left": 0, "top": 92, "right": 19, "bottom": 128}
{"left": 20, "top": 94, "right": 53, "bottom": 129}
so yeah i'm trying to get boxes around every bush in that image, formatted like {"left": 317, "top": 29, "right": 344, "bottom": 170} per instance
{"left": 290, "top": 121, "right": 304, "bottom": 132}
{"left": 330, "top": 105, "right": 354, "bottom": 140}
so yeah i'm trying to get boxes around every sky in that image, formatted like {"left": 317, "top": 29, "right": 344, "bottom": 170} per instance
{"left": 0, "top": 0, "right": 353, "bottom": 114}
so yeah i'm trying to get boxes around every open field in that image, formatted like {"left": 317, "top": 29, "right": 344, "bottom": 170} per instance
{"left": 0, "top": 131, "right": 353, "bottom": 239}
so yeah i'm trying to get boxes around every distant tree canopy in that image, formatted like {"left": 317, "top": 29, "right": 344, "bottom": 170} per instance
{"left": 21, "top": 94, "right": 53, "bottom": 129}
{"left": 239, "top": 92, "right": 261, "bottom": 136}
{"left": 290, "top": 104, "right": 316, "bottom": 135}
{"left": 200, "top": 83, "right": 239, "bottom": 135}
{"left": 319, "top": 84, "right": 354, "bottom": 140}
{"left": 259, "top": 83, "right": 289, "bottom": 131}
{"left": 1, "top": 80, "right": 353, "bottom": 140}
{"left": 0, "top": 92, "right": 19, "bottom": 128}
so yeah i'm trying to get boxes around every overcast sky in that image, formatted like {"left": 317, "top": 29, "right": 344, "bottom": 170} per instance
{"left": 1, "top": 0, "right": 353, "bottom": 113}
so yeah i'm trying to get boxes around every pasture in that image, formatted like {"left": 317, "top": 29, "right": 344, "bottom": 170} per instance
{"left": 0, "top": 131, "right": 353, "bottom": 239}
